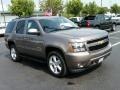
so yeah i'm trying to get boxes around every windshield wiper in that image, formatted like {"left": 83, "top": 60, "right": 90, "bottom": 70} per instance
{"left": 43, "top": 26, "right": 61, "bottom": 33}
{"left": 65, "top": 27, "right": 79, "bottom": 30}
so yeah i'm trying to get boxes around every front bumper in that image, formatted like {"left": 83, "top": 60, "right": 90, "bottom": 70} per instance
{"left": 65, "top": 44, "right": 112, "bottom": 71}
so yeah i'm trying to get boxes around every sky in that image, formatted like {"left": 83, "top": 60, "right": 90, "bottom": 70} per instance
{"left": 82, "top": 0, "right": 120, "bottom": 7}
{"left": 0, "top": 0, "right": 120, "bottom": 11}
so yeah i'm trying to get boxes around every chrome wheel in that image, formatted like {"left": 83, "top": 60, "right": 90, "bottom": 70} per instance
{"left": 49, "top": 55, "right": 62, "bottom": 74}
{"left": 10, "top": 48, "right": 17, "bottom": 60}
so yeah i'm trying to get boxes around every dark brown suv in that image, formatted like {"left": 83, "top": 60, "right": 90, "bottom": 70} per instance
{"left": 5, "top": 16, "right": 112, "bottom": 77}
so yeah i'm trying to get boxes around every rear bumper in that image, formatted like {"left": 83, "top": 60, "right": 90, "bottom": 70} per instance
{"left": 65, "top": 43, "right": 112, "bottom": 71}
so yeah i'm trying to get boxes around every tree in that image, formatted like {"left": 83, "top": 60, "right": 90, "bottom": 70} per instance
{"left": 81, "top": 2, "right": 98, "bottom": 16}
{"left": 9, "top": 0, "right": 35, "bottom": 17}
{"left": 97, "top": 7, "right": 108, "bottom": 14}
{"left": 110, "top": 4, "right": 120, "bottom": 14}
{"left": 66, "top": 0, "right": 83, "bottom": 16}
{"left": 82, "top": 4, "right": 89, "bottom": 16}
{"left": 40, "top": 0, "right": 63, "bottom": 16}
{"left": 87, "top": 2, "right": 98, "bottom": 15}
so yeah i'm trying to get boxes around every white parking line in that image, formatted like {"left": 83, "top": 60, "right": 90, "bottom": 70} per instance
{"left": 112, "top": 42, "right": 120, "bottom": 47}
{"left": 110, "top": 36, "right": 120, "bottom": 40}
{"left": 109, "top": 30, "right": 120, "bottom": 35}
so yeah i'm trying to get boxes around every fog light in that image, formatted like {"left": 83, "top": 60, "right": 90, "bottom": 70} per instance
{"left": 78, "top": 64, "right": 84, "bottom": 68}
{"left": 80, "top": 65, "right": 84, "bottom": 68}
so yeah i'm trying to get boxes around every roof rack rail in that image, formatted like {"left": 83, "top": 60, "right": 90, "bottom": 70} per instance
{"left": 12, "top": 16, "right": 34, "bottom": 21}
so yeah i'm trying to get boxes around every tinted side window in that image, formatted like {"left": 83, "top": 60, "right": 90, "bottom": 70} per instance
{"left": 16, "top": 20, "right": 25, "bottom": 34}
{"left": 6, "top": 21, "right": 16, "bottom": 33}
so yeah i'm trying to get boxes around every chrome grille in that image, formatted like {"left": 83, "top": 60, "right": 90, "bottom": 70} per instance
{"left": 87, "top": 36, "right": 109, "bottom": 51}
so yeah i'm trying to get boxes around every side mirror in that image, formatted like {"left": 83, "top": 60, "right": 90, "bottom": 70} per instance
{"left": 27, "top": 28, "right": 40, "bottom": 35}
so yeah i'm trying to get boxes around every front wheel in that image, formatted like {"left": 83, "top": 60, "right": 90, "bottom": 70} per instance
{"left": 47, "top": 51, "right": 67, "bottom": 77}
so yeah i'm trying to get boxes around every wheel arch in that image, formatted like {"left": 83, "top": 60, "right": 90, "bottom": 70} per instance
{"left": 45, "top": 46, "right": 65, "bottom": 58}
{"left": 8, "top": 41, "right": 15, "bottom": 49}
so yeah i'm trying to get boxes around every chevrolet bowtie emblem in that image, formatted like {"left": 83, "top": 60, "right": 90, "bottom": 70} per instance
{"left": 97, "top": 40, "right": 105, "bottom": 44}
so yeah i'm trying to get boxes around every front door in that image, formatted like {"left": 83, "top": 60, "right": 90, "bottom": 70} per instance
{"left": 23, "top": 20, "right": 45, "bottom": 59}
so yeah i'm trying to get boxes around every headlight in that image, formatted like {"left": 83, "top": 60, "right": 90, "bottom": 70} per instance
{"left": 68, "top": 42, "right": 87, "bottom": 53}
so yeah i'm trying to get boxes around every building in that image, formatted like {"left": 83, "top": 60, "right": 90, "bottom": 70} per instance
{"left": 0, "top": 10, "right": 44, "bottom": 23}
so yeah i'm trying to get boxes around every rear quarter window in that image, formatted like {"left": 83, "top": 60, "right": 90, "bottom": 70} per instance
{"left": 5, "top": 21, "right": 16, "bottom": 33}
{"left": 16, "top": 20, "right": 25, "bottom": 34}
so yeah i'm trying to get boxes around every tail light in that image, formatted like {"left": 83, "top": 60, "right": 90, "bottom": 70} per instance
{"left": 87, "top": 20, "right": 90, "bottom": 27}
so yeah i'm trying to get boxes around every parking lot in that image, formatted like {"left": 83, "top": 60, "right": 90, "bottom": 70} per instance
{"left": 0, "top": 27, "right": 120, "bottom": 90}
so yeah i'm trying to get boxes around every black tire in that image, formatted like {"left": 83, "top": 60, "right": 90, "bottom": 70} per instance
{"left": 10, "top": 45, "right": 21, "bottom": 62}
{"left": 47, "top": 51, "right": 67, "bottom": 77}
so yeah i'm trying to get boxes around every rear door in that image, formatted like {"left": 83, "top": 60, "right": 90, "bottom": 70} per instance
{"left": 104, "top": 15, "right": 112, "bottom": 29}
{"left": 14, "top": 20, "right": 26, "bottom": 53}
{"left": 97, "top": 15, "right": 112, "bottom": 30}
{"left": 5, "top": 21, "right": 16, "bottom": 42}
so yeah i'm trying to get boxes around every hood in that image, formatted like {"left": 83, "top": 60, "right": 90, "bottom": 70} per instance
{"left": 51, "top": 28, "right": 108, "bottom": 39}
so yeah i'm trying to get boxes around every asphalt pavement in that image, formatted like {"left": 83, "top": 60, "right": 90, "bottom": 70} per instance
{"left": 0, "top": 26, "right": 120, "bottom": 90}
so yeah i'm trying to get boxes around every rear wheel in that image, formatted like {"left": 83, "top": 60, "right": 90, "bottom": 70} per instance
{"left": 10, "top": 45, "right": 21, "bottom": 62}
{"left": 47, "top": 51, "right": 67, "bottom": 77}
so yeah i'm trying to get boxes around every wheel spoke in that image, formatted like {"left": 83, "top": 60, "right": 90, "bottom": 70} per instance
{"left": 49, "top": 60, "right": 54, "bottom": 66}
{"left": 57, "top": 65, "right": 62, "bottom": 71}
{"left": 56, "top": 59, "right": 61, "bottom": 65}
{"left": 54, "top": 67, "right": 58, "bottom": 74}
{"left": 52, "top": 56, "right": 57, "bottom": 62}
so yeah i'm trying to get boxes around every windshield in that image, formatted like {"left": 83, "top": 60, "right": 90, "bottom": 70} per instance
{"left": 39, "top": 17, "right": 78, "bottom": 33}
